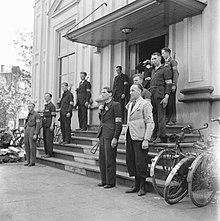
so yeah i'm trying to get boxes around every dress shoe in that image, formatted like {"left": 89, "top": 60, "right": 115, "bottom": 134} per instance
{"left": 44, "top": 154, "right": 52, "bottom": 158}
{"left": 97, "top": 183, "right": 106, "bottom": 187}
{"left": 24, "top": 163, "right": 29, "bottom": 166}
{"left": 167, "top": 121, "right": 175, "bottom": 126}
{"left": 125, "top": 187, "right": 139, "bottom": 193}
{"left": 28, "top": 163, "right": 35, "bottom": 167}
{"left": 62, "top": 141, "right": 70, "bottom": 144}
{"left": 104, "top": 184, "right": 115, "bottom": 189}
{"left": 137, "top": 188, "right": 146, "bottom": 196}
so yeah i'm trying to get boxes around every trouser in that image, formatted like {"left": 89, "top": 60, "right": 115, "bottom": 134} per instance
{"left": 99, "top": 135, "right": 117, "bottom": 185}
{"left": 151, "top": 94, "right": 166, "bottom": 138}
{"left": 78, "top": 103, "right": 88, "bottom": 130}
{"left": 60, "top": 115, "right": 72, "bottom": 143}
{"left": 126, "top": 130, "right": 149, "bottom": 178}
{"left": 24, "top": 126, "right": 37, "bottom": 164}
{"left": 166, "top": 90, "right": 177, "bottom": 123}
{"left": 113, "top": 96, "right": 126, "bottom": 123}
{"left": 43, "top": 126, "right": 54, "bottom": 156}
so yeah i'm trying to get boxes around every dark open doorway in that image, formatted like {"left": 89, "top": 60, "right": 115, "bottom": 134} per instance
{"left": 138, "top": 35, "right": 166, "bottom": 62}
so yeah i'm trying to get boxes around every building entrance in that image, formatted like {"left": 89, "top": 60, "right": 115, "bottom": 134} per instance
{"left": 138, "top": 35, "right": 166, "bottom": 63}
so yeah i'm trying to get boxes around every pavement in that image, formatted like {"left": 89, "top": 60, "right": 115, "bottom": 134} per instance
{"left": 0, "top": 163, "right": 219, "bottom": 221}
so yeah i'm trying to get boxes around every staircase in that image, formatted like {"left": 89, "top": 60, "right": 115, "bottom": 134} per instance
{"left": 36, "top": 124, "right": 201, "bottom": 190}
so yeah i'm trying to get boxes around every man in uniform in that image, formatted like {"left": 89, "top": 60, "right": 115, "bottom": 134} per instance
{"left": 42, "top": 93, "right": 56, "bottom": 158}
{"left": 133, "top": 74, "right": 151, "bottom": 100}
{"left": 75, "top": 72, "right": 91, "bottom": 131}
{"left": 97, "top": 86, "right": 122, "bottom": 188}
{"left": 150, "top": 52, "right": 172, "bottom": 143}
{"left": 112, "top": 66, "right": 129, "bottom": 123}
{"left": 161, "top": 47, "right": 179, "bottom": 125}
{"left": 125, "top": 83, "right": 154, "bottom": 196}
{"left": 58, "top": 82, "right": 74, "bottom": 144}
{"left": 24, "top": 102, "right": 41, "bottom": 167}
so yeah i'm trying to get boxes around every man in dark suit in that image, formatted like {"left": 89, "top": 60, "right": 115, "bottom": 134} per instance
{"left": 150, "top": 52, "right": 172, "bottom": 143}
{"left": 58, "top": 82, "right": 74, "bottom": 144}
{"left": 97, "top": 86, "right": 122, "bottom": 188}
{"left": 112, "top": 66, "right": 129, "bottom": 123}
{"left": 75, "top": 72, "right": 91, "bottom": 131}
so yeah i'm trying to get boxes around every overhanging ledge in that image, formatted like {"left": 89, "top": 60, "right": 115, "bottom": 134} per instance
{"left": 65, "top": 0, "right": 206, "bottom": 47}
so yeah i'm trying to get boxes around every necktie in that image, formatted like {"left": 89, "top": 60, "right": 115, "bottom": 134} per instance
{"left": 131, "top": 100, "right": 136, "bottom": 111}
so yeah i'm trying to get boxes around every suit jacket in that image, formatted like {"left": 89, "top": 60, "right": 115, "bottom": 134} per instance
{"left": 76, "top": 80, "right": 91, "bottom": 105}
{"left": 125, "top": 96, "right": 154, "bottom": 141}
{"left": 112, "top": 73, "right": 129, "bottom": 99}
{"left": 59, "top": 90, "right": 74, "bottom": 116}
{"left": 97, "top": 100, "right": 122, "bottom": 140}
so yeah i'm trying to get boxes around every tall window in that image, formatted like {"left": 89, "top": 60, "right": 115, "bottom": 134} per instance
{"left": 58, "top": 28, "right": 75, "bottom": 95}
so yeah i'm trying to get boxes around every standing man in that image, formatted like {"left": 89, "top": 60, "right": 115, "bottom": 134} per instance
{"left": 112, "top": 66, "right": 129, "bottom": 123}
{"left": 125, "top": 83, "right": 154, "bottom": 196}
{"left": 150, "top": 52, "right": 172, "bottom": 143}
{"left": 75, "top": 72, "right": 91, "bottom": 131}
{"left": 97, "top": 87, "right": 122, "bottom": 189}
{"left": 161, "top": 47, "right": 179, "bottom": 125}
{"left": 58, "top": 82, "right": 74, "bottom": 144}
{"left": 42, "top": 93, "right": 56, "bottom": 158}
{"left": 24, "top": 102, "right": 41, "bottom": 167}
{"left": 133, "top": 74, "right": 151, "bottom": 100}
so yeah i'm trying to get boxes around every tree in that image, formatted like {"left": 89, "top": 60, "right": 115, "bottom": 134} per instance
{"left": 0, "top": 30, "right": 33, "bottom": 128}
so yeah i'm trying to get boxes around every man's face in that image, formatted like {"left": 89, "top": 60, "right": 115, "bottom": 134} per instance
{"left": 61, "top": 84, "right": 68, "bottom": 92}
{"left": 101, "top": 88, "right": 111, "bottom": 99}
{"left": 161, "top": 50, "right": 169, "bottom": 59}
{"left": 44, "top": 93, "right": 51, "bottom": 103}
{"left": 130, "top": 85, "right": 141, "bottom": 100}
{"left": 80, "top": 73, "right": 86, "bottom": 81}
{"left": 133, "top": 76, "right": 143, "bottom": 85}
{"left": 116, "top": 67, "right": 121, "bottom": 75}
{"left": 28, "top": 104, "right": 34, "bottom": 112}
{"left": 151, "top": 55, "right": 161, "bottom": 66}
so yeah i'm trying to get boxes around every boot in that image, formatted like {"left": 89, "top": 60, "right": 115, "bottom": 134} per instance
{"left": 125, "top": 176, "right": 140, "bottom": 193}
{"left": 138, "top": 177, "right": 146, "bottom": 196}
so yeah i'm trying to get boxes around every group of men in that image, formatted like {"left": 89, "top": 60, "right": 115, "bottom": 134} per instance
{"left": 23, "top": 47, "right": 179, "bottom": 198}
{"left": 23, "top": 72, "right": 91, "bottom": 166}
{"left": 97, "top": 48, "right": 179, "bottom": 196}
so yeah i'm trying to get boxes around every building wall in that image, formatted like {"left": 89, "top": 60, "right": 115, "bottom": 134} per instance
{"left": 32, "top": 0, "right": 220, "bottom": 132}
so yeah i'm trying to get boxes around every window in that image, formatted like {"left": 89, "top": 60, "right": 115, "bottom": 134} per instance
{"left": 58, "top": 28, "right": 75, "bottom": 95}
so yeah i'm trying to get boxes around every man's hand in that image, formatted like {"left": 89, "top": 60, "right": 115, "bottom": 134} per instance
{"left": 33, "top": 134, "right": 37, "bottom": 141}
{"left": 66, "top": 113, "right": 71, "bottom": 118}
{"left": 142, "top": 140, "right": 149, "bottom": 150}
{"left": 121, "top": 94, "right": 125, "bottom": 99}
{"left": 85, "top": 102, "right": 89, "bottom": 107}
{"left": 171, "top": 85, "right": 176, "bottom": 93}
{"left": 111, "top": 138, "right": 118, "bottom": 148}
{"left": 50, "top": 125, "right": 54, "bottom": 131}
{"left": 160, "top": 94, "right": 169, "bottom": 108}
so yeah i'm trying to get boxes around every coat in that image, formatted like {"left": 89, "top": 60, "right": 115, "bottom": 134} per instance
{"left": 125, "top": 96, "right": 154, "bottom": 141}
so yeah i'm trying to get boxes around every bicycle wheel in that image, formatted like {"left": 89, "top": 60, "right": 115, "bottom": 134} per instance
{"left": 187, "top": 153, "right": 217, "bottom": 207}
{"left": 164, "top": 156, "right": 194, "bottom": 204}
{"left": 150, "top": 149, "right": 181, "bottom": 197}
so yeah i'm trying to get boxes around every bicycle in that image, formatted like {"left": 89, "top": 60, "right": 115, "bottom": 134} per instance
{"left": 53, "top": 125, "right": 62, "bottom": 143}
{"left": 187, "top": 118, "right": 220, "bottom": 207}
{"left": 163, "top": 124, "right": 209, "bottom": 204}
{"left": 150, "top": 124, "right": 208, "bottom": 197}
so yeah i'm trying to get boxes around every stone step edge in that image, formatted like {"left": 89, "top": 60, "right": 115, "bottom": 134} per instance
{"left": 36, "top": 156, "right": 154, "bottom": 184}
{"left": 37, "top": 147, "right": 156, "bottom": 166}
{"left": 70, "top": 135, "right": 198, "bottom": 145}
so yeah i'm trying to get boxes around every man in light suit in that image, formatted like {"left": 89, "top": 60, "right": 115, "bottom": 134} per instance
{"left": 125, "top": 83, "right": 154, "bottom": 196}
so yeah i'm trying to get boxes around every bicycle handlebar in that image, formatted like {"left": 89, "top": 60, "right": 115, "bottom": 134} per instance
{"left": 211, "top": 117, "right": 220, "bottom": 124}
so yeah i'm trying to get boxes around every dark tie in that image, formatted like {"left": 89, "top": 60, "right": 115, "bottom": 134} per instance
{"left": 131, "top": 100, "right": 136, "bottom": 111}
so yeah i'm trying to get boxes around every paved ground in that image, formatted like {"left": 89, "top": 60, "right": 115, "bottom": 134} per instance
{"left": 0, "top": 163, "right": 219, "bottom": 221}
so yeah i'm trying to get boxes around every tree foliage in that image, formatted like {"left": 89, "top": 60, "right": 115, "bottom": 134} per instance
{"left": 0, "top": 30, "right": 33, "bottom": 128}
